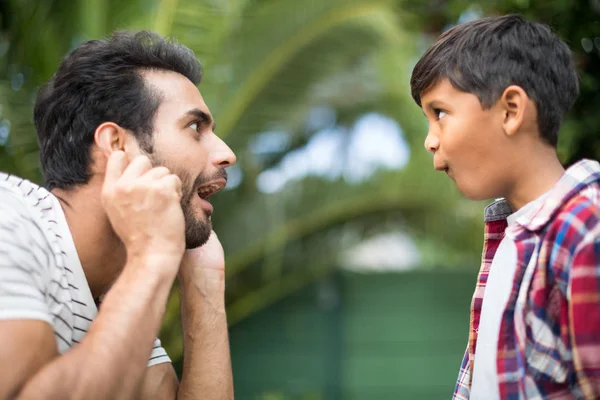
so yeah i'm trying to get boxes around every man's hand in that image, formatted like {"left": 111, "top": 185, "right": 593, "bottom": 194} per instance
{"left": 177, "top": 230, "right": 233, "bottom": 399}
{"left": 179, "top": 231, "right": 225, "bottom": 302}
{"left": 101, "top": 151, "right": 185, "bottom": 272}
{"left": 182, "top": 231, "right": 225, "bottom": 270}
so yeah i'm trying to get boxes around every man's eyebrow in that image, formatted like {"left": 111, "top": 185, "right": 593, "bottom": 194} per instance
{"left": 180, "top": 108, "right": 216, "bottom": 132}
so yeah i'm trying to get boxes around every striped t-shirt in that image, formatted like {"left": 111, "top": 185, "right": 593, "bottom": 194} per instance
{"left": 0, "top": 172, "right": 170, "bottom": 367}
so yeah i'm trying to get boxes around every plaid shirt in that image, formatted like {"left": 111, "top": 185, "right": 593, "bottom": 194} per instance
{"left": 454, "top": 159, "right": 600, "bottom": 400}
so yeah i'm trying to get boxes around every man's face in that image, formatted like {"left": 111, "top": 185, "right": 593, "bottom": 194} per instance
{"left": 142, "top": 71, "right": 236, "bottom": 249}
{"left": 420, "top": 79, "right": 511, "bottom": 201}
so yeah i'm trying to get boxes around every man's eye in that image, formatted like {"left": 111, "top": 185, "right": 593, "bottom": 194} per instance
{"left": 189, "top": 122, "right": 200, "bottom": 132}
{"left": 435, "top": 109, "right": 447, "bottom": 120}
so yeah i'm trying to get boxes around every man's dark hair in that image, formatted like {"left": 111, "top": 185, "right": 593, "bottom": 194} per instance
{"left": 34, "top": 30, "right": 202, "bottom": 190}
{"left": 410, "top": 14, "right": 579, "bottom": 147}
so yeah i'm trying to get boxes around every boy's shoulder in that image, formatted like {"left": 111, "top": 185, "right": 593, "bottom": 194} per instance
{"left": 551, "top": 183, "right": 600, "bottom": 234}
{"left": 540, "top": 159, "right": 600, "bottom": 245}
{"left": 544, "top": 182, "right": 600, "bottom": 264}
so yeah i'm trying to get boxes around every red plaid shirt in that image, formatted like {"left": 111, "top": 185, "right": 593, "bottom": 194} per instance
{"left": 454, "top": 159, "right": 600, "bottom": 400}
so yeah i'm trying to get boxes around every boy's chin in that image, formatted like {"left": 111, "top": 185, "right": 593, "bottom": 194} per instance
{"left": 455, "top": 182, "right": 498, "bottom": 202}
{"left": 462, "top": 192, "right": 492, "bottom": 201}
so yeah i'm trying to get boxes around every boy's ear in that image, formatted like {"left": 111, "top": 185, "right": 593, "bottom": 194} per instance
{"left": 500, "top": 85, "right": 529, "bottom": 137}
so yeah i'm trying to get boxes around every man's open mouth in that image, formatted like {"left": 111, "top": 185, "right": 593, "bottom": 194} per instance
{"left": 197, "top": 180, "right": 226, "bottom": 200}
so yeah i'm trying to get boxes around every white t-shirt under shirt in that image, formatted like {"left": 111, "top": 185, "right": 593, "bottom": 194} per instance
{"left": 470, "top": 194, "right": 547, "bottom": 399}
{"left": 0, "top": 172, "right": 170, "bottom": 367}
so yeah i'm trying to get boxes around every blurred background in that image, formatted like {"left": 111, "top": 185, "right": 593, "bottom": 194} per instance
{"left": 0, "top": 0, "right": 599, "bottom": 398}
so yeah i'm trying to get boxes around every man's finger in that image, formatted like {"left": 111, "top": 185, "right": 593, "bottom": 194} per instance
{"left": 104, "top": 151, "right": 128, "bottom": 185}
{"left": 121, "top": 155, "right": 152, "bottom": 181}
{"left": 162, "top": 174, "right": 183, "bottom": 199}
{"left": 143, "top": 166, "right": 172, "bottom": 181}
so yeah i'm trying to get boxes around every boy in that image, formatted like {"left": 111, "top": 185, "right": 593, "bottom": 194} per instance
{"left": 410, "top": 15, "right": 600, "bottom": 399}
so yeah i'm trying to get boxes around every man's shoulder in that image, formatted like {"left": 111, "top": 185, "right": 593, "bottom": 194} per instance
{"left": 0, "top": 174, "right": 36, "bottom": 214}
{"left": 0, "top": 172, "right": 43, "bottom": 201}
{"left": 0, "top": 172, "right": 58, "bottom": 241}
{"left": 0, "top": 172, "right": 53, "bottom": 212}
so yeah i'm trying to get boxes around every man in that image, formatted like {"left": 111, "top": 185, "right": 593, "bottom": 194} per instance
{"left": 410, "top": 15, "right": 600, "bottom": 399}
{"left": 0, "top": 31, "right": 236, "bottom": 399}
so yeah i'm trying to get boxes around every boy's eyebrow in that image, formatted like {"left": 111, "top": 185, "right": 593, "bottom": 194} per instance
{"left": 423, "top": 100, "right": 447, "bottom": 112}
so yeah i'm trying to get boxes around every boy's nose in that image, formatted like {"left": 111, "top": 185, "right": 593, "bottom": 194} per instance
{"left": 424, "top": 131, "right": 440, "bottom": 154}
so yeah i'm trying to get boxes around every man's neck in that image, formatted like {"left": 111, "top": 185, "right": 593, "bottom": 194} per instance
{"left": 503, "top": 147, "right": 565, "bottom": 212}
{"left": 52, "top": 180, "right": 126, "bottom": 299}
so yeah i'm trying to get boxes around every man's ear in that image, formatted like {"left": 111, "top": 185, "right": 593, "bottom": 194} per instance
{"left": 500, "top": 85, "right": 530, "bottom": 137}
{"left": 94, "top": 122, "right": 143, "bottom": 160}
{"left": 94, "top": 122, "right": 128, "bottom": 155}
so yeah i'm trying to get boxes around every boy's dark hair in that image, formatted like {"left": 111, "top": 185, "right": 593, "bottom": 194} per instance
{"left": 34, "top": 31, "right": 202, "bottom": 190}
{"left": 410, "top": 14, "right": 579, "bottom": 147}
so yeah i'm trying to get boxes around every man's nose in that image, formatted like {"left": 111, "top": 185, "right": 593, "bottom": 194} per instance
{"left": 211, "top": 135, "right": 236, "bottom": 167}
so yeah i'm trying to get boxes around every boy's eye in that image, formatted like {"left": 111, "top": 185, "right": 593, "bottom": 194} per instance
{"left": 435, "top": 109, "right": 447, "bottom": 120}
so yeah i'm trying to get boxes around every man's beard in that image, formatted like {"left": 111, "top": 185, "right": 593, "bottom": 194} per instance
{"left": 180, "top": 172, "right": 213, "bottom": 249}
{"left": 149, "top": 154, "right": 224, "bottom": 249}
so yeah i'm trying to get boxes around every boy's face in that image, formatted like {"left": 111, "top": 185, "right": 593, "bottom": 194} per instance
{"left": 420, "top": 79, "right": 512, "bottom": 201}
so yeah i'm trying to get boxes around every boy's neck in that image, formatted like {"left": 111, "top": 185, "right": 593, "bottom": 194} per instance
{"left": 503, "top": 149, "right": 565, "bottom": 212}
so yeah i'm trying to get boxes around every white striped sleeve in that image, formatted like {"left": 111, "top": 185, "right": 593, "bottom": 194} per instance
{"left": 0, "top": 186, "right": 52, "bottom": 324}
{"left": 148, "top": 337, "right": 171, "bottom": 366}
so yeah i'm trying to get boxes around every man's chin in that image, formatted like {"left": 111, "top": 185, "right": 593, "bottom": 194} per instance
{"left": 184, "top": 220, "right": 213, "bottom": 249}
